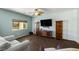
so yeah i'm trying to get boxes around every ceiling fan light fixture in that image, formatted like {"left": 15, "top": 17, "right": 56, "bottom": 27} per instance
{"left": 34, "top": 12, "right": 39, "bottom": 16}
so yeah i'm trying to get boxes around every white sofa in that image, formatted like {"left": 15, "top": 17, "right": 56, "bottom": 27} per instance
{"left": 0, "top": 35, "right": 30, "bottom": 51}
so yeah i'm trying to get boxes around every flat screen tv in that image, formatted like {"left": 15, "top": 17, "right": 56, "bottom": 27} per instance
{"left": 40, "top": 19, "right": 52, "bottom": 27}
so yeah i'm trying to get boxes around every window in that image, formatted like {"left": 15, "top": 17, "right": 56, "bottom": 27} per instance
{"left": 12, "top": 20, "right": 28, "bottom": 31}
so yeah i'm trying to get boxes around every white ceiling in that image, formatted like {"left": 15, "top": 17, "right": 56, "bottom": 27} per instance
{"left": 5, "top": 8, "right": 36, "bottom": 16}
{"left": 43, "top": 8, "right": 75, "bottom": 12}
{"left": 4, "top": 8, "right": 76, "bottom": 16}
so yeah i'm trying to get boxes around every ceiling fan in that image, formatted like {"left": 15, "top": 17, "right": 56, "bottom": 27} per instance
{"left": 27, "top": 8, "right": 44, "bottom": 16}
{"left": 33, "top": 8, "right": 44, "bottom": 16}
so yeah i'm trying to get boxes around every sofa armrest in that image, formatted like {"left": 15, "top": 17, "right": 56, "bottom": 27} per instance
{"left": 3, "top": 35, "right": 15, "bottom": 41}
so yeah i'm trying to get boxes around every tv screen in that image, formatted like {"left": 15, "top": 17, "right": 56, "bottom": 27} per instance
{"left": 40, "top": 19, "right": 52, "bottom": 26}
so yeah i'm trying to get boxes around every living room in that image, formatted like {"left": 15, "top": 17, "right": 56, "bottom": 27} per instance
{"left": 0, "top": 8, "right": 79, "bottom": 51}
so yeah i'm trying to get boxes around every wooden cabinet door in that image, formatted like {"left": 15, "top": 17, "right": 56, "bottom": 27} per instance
{"left": 56, "top": 21, "right": 63, "bottom": 40}
{"left": 42, "top": 31, "right": 47, "bottom": 36}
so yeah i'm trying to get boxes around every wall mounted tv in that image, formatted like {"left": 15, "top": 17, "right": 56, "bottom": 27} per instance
{"left": 40, "top": 19, "right": 52, "bottom": 27}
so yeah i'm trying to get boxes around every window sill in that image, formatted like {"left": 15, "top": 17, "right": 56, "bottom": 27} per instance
{"left": 12, "top": 29, "right": 27, "bottom": 31}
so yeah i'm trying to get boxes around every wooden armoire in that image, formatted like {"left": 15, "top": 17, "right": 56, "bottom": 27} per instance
{"left": 56, "top": 21, "right": 63, "bottom": 40}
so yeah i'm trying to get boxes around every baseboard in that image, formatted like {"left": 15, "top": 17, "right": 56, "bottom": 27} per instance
{"left": 16, "top": 34, "right": 30, "bottom": 39}
{"left": 52, "top": 37, "right": 79, "bottom": 43}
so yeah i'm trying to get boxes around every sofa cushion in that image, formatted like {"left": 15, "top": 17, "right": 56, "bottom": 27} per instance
{"left": 6, "top": 40, "right": 30, "bottom": 51}
{"left": 8, "top": 40, "right": 20, "bottom": 46}
{"left": 0, "top": 42, "right": 11, "bottom": 51}
{"left": 0, "top": 36, "right": 11, "bottom": 51}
